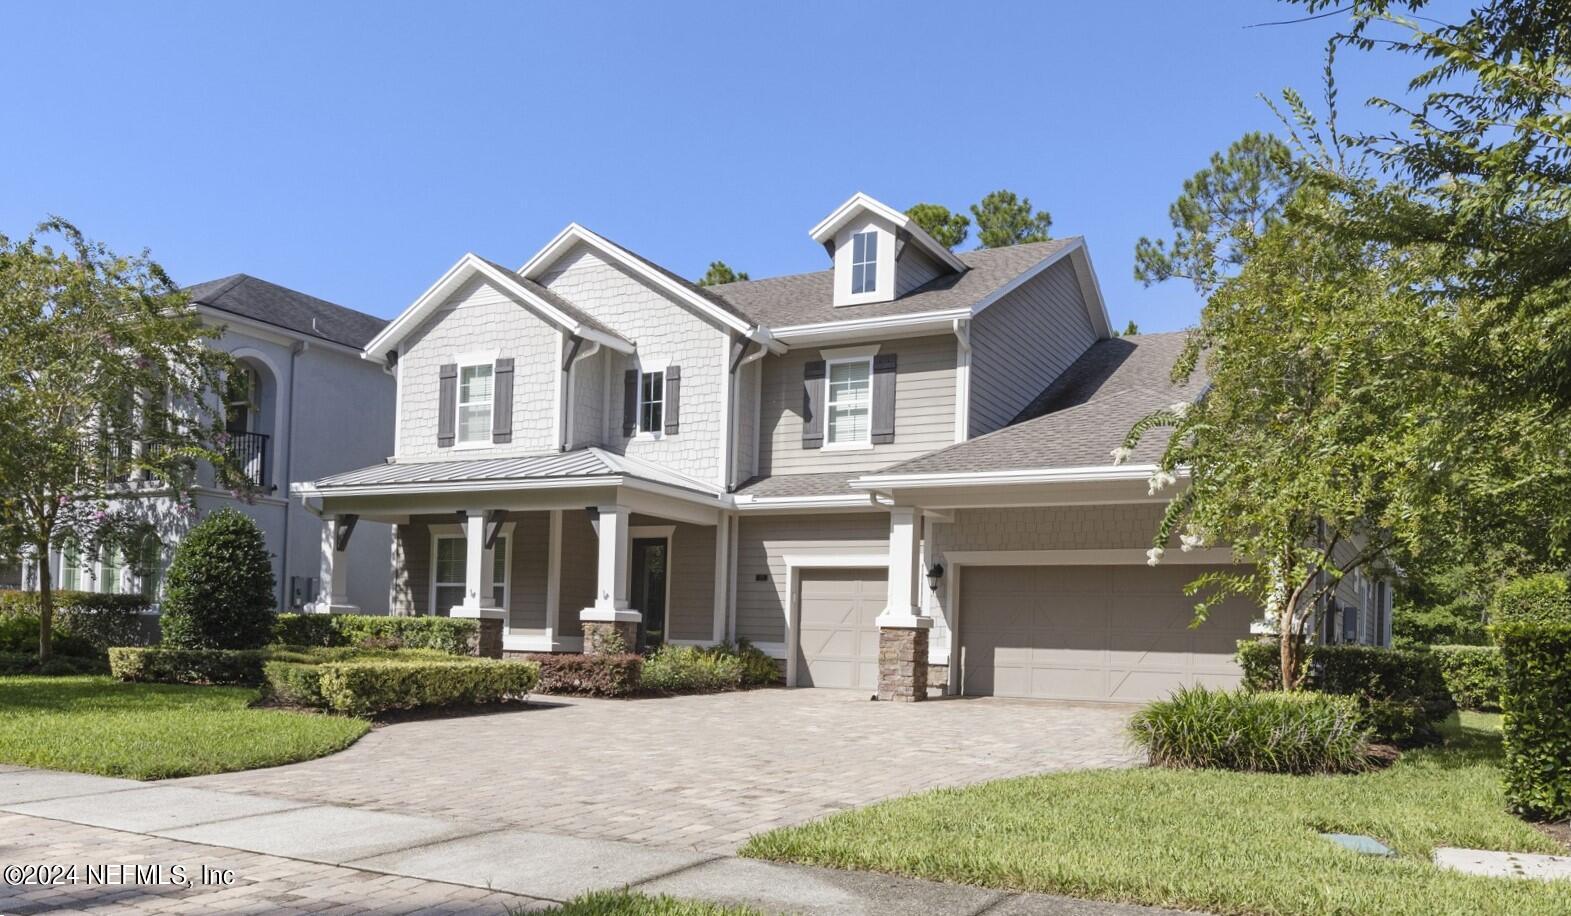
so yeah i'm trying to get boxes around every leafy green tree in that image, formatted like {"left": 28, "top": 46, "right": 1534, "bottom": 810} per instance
{"left": 159, "top": 509, "right": 277, "bottom": 649}
{"left": 697, "top": 261, "right": 748, "bottom": 286}
{"left": 970, "top": 190, "right": 1052, "bottom": 248}
{"left": 1134, "top": 132, "right": 1297, "bottom": 293}
{"left": 1114, "top": 320, "right": 1140, "bottom": 337}
{"left": 904, "top": 203, "right": 970, "bottom": 249}
{"left": 0, "top": 218, "right": 233, "bottom": 659}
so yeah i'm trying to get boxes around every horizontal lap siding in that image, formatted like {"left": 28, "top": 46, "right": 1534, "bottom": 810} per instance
{"left": 758, "top": 334, "right": 957, "bottom": 476}
{"left": 540, "top": 244, "right": 726, "bottom": 484}
{"left": 896, "top": 247, "right": 945, "bottom": 297}
{"left": 734, "top": 513, "right": 888, "bottom": 644}
{"left": 968, "top": 258, "right": 1098, "bottom": 437}
{"left": 507, "top": 511, "right": 550, "bottom": 632}
{"left": 391, "top": 523, "right": 431, "bottom": 616}
{"left": 398, "top": 276, "right": 559, "bottom": 461}
{"left": 668, "top": 523, "right": 716, "bottom": 641}
{"left": 559, "top": 509, "right": 598, "bottom": 622}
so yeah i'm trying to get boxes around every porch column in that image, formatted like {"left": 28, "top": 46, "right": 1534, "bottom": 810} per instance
{"left": 876, "top": 506, "right": 930, "bottom": 702}
{"left": 580, "top": 505, "right": 640, "bottom": 653}
{"left": 449, "top": 510, "right": 503, "bottom": 658}
{"left": 315, "top": 515, "right": 360, "bottom": 614}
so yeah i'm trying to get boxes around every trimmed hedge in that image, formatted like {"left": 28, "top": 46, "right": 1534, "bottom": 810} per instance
{"left": 1130, "top": 686, "right": 1374, "bottom": 774}
{"left": 1489, "top": 573, "right": 1571, "bottom": 626}
{"left": 524, "top": 652, "right": 644, "bottom": 697}
{"left": 0, "top": 651, "right": 106, "bottom": 676}
{"left": 0, "top": 614, "right": 97, "bottom": 660}
{"left": 272, "top": 614, "right": 478, "bottom": 655}
{"left": 316, "top": 659, "right": 539, "bottom": 716}
{"left": 1432, "top": 645, "right": 1504, "bottom": 712}
{"left": 1236, "top": 641, "right": 1455, "bottom": 744}
{"left": 1494, "top": 620, "right": 1571, "bottom": 821}
{"left": 109, "top": 646, "right": 266, "bottom": 686}
{"left": 0, "top": 590, "right": 156, "bottom": 653}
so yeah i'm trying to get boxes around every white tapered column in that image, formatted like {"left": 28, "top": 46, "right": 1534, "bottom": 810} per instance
{"left": 580, "top": 505, "right": 640, "bottom": 624}
{"left": 316, "top": 515, "right": 359, "bottom": 614}
{"left": 877, "top": 507, "right": 930, "bottom": 629}
{"left": 451, "top": 510, "right": 503, "bottom": 619}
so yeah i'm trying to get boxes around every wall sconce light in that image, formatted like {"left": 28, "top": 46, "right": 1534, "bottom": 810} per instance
{"left": 926, "top": 562, "right": 945, "bottom": 592}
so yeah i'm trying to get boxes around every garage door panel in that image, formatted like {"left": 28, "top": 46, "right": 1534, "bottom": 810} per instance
{"left": 961, "top": 564, "right": 1254, "bottom": 702}
{"left": 796, "top": 568, "right": 885, "bottom": 691}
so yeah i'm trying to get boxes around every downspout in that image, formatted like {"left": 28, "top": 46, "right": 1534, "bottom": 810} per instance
{"left": 280, "top": 339, "right": 307, "bottom": 609}
{"left": 724, "top": 332, "right": 770, "bottom": 491}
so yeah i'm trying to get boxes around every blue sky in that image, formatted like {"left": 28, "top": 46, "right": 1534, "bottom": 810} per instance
{"left": 0, "top": 2, "right": 1423, "bottom": 332}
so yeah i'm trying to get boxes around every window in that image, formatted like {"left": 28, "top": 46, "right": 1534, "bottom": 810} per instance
{"left": 100, "top": 546, "right": 123, "bottom": 595}
{"left": 59, "top": 545, "right": 83, "bottom": 592}
{"left": 826, "top": 358, "right": 872, "bottom": 446}
{"left": 137, "top": 535, "right": 163, "bottom": 601}
{"left": 639, "top": 370, "right": 664, "bottom": 434}
{"left": 457, "top": 363, "right": 494, "bottom": 445}
{"left": 225, "top": 364, "right": 260, "bottom": 434}
{"left": 432, "top": 534, "right": 508, "bottom": 613}
{"left": 1342, "top": 604, "right": 1360, "bottom": 643}
{"left": 851, "top": 230, "right": 878, "bottom": 294}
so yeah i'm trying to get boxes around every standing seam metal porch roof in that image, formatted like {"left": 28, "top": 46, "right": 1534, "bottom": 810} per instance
{"left": 311, "top": 448, "right": 721, "bottom": 496}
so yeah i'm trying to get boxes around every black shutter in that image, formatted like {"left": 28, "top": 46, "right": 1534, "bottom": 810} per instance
{"left": 437, "top": 364, "right": 457, "bottom": 448}
{"left": 623, "top": 369, "right": 638, "bottom": 436}
{"left": 664, "top": 365, "right": 681, "bottom": 435}
{"left": 492, "top": 358, "right": 514, "bottom": 444}
{"left": 802, "top": 360, "right": 825, "bottom": 449}
{"left": 871, "top": 353, "right": 897, "bottom": 444}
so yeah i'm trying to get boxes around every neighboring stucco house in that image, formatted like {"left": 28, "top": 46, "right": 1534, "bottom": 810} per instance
{"left": 295, "top": 192, "right": 1390, "bottom": 702}
{"left": 27, "top": 275, "right": 396, "bottom": 612}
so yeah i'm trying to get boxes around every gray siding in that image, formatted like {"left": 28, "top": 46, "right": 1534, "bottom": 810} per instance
{"left": 731, "top": 359, "right": 760, "bottom": 488}
{"left": 568, "top": 347, "right": 606, "bottom": 450}
{"left": 559, "top": 508, "right": 599, "bottom": 621}
{"left": 757, "top": 334, "right": 957, "bottom": 476}
{"left": 896, "top": 246, "right": 946, "bottom": 297}
{"left": 397, "top": 275, "right": 560, "bottom": 462}
{"left": 391, "top": 521, "right": 433, "bottom": 616}
{"left": 967, "top": 258, "right": 1098, "bottom": 437}
{"left": 541, "top": 244, "right": 728, "bottom": 484}
{"left": 507, "top": 511, "right": 551, "bottom": 632}
{"left": 668, "top": 522, "right": 716, "bottom": 641}
{"left": 734, "top": 512, "right": 888, "bottom": 644}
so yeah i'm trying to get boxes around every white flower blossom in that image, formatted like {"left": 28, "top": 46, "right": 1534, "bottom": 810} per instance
{"left": 1146, "top": 546, "right": 1165, "bottom": 567}
{"left": 1109, "top": 446, "right": 1134, "bottom": 466}
{"left": 1147, "top": 469, "right": 1178, "bottom": 495}
{"left": 1168, "top": 401, "right": 1191, "bottom": 418}
{"left": 1180, "top": 532, "right": 1205, "bottom": 552}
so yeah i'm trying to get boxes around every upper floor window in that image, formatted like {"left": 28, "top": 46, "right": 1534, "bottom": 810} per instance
{"left": 826, "top": 358, "right": 872, "bottom": 446}
{"left": 851, "top": 230, "right": 878, "bottom": 294}
{"left": 225, "top": 365, "right": 260, "bottom": 434}
{"left": 639, "top": 370, "right": 665, "bottom": 434}
{"left": 458, "top": 363, "right": 494, "bottom": 445}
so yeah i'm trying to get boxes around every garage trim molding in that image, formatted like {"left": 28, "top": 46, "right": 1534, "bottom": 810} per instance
{"left": 781, "top": 552, "right": 889, "bottom": 688}
{"left": 940, "top": 547, "right": 1239, "bottom": 697}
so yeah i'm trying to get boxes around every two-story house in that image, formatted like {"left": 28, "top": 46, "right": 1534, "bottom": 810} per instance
{"left": 28, "top": 275, "right": 397, "bottom": 613}
{"left": 295, "top": 193, "right": 1391, "bottom": 703}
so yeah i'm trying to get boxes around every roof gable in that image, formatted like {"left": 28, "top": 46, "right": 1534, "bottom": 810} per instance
{"left": 809, "top": 192, "right": 967, "bottom": 274}
{"left": 362, "top": 254, "right": 633, "bottom": 362}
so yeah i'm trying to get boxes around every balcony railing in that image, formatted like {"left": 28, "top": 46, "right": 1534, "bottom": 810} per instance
{"left": 225, "top": 430, "right": 271, "bottom": 491}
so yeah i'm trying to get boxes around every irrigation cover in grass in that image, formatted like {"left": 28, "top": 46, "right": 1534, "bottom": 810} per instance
{"left": 1320, "top": 832, "right": 1395, "bottom": 857}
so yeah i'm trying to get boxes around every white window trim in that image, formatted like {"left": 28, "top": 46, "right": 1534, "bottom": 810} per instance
{"left": 428, "top": 521, "right": 514, "bottom": 615}
{"left": 453, "top": 351, "right": 499, "bottom": 450}
{"left": 850, "top": 229, "right": 879, "bottom": 296}
{"left": 823, "top": 353, "right": 875, "bottom": 451}
{"left": 634, "top": 359, "right": 669, "bottom": 441}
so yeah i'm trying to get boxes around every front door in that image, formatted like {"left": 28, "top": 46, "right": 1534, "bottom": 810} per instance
{"left": 631, "top": 537, "right": 668, "bottom": 650}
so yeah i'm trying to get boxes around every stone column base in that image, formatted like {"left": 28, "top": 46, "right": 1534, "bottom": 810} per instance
{"left": 583, "top": 621, "right": 638, "bottom": 655}
{"left": 878, "top": 627, "right": 929, "bottom": 702}
{"left": 469, "top": 617, "right": 503, "bottom": 659}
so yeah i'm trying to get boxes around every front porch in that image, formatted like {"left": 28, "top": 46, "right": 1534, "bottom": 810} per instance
{"left": 295, "top": 449, "right": 733, "bottom": 659}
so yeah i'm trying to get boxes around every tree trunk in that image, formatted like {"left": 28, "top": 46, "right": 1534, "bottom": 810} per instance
{"left": 1279, "top": 627, "right": 1299, "bottom": 691}
{"left": 36, "top": 539, "right": 54, "bottom": 661}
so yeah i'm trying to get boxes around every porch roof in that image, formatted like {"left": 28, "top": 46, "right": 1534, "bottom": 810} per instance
{"left": 306, "top": 448, "right": 722, "bottom": 498}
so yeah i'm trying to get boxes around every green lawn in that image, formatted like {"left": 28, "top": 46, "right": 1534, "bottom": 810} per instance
{"left": 534, "top": 891, "right": 761, "bottom": 915}
{"left": 743, "top": 712, "right": 1571, "bottom": 916}
{"left": 0, "top": 675, "right": 369, "bottom": 779}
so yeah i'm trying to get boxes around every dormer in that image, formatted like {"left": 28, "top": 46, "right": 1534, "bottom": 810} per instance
{"left": 809, "top": 192, "right": 967, "bottom": 308}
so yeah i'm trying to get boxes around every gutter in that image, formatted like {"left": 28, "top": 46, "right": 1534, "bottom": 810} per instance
{"left": 279, "top": 339, "right": 307, "bottom": 608}
{"left": 849, "top": 463, "right": 1183, "bottom": 492}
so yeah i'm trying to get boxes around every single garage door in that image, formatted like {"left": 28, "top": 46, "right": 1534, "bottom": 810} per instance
{"left": 959, "top": 564, "right": 1256, "bottom": 702}
{"left": 795, "top": 567, "right": 886, "bottom": 689}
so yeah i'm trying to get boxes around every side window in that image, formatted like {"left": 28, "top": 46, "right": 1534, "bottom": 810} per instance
{"left": 851, "top": 230, "right": 878, "bottom": 294}
{"left": 457, "top": 363, "right": 494, "bottom": 445}
{"left": 639, "top": 370, "right": 665, "bottom": 434}
{"left": 826, "top": 358, "right": 872, "bottom": 446}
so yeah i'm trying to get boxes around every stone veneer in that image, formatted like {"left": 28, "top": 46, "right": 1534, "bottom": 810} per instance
{"left": 583, "top": 621, "right": 639, "bottom": 655}
{"left": 469, "top": 618, "right": 503, "bottom": 659}
{"left": 878, "top": 628, "right": 928, "bottom": 702}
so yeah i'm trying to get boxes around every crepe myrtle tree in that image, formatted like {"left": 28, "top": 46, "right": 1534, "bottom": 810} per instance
{"left": 0, "top": 218, "right": 241, "bottom": 659}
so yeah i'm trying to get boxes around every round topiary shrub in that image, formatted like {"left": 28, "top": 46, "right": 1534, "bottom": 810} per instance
{"left": 1489, "top": 573, "right": 1571, "bottom": 627}
{"left": 160, "top": 509, "right": 277, "bottom": 650}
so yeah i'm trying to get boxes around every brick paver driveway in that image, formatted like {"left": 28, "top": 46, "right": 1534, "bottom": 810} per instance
{"left": 181, "top": 689, "right": 1138, "bottom": 853}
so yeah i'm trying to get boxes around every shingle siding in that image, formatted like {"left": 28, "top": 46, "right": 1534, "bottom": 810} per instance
{"left": 967, "top": 258, "right": 1098, "bottom": 438}
{"left": 757, "top": 334, "right": 957, "bottom": 476}
{"left": 733, "top": 512, "right": 889, "bottom": 644}
{"left": 397, "top": 276, "right": 559, "bottom": 462}
{"left": 540, "top": 244, "right": 727, "bottom": 483}
{"left": 568, "top": 347, "right": 606, "bottom": 450}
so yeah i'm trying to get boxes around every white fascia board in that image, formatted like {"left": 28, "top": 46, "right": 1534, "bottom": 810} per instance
{"left": 808, "top": 192, "right": 967, "bottom": 274}
{"left": 311, "top": 471, "right": 725, "bottom": 508}
{"left": 770, "top": 307, "right": 970, "bottom": 347}
{"left": 1071, "top": 241, "right": 1115, "bottom": 339}
{"left": 850, "top": 463, "right": 1185, "bottom": 490}
{"left": 731, "top": 493, "right": 880, "bottom": 511}
{"left": 517, "top": 223, "right": 756, "bottom": 337}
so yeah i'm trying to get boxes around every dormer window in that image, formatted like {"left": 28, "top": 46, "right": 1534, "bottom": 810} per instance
{"left": 850, "top": 230, "right": 878, "bottom": 295}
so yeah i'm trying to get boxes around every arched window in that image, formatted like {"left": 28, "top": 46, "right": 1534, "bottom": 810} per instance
{"left": 225, "top": 364, "right": 261, "bottom": 434}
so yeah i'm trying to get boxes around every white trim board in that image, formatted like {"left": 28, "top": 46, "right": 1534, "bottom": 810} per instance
{"left": 941, "top": 548, "right": 1237, "bottom": 566}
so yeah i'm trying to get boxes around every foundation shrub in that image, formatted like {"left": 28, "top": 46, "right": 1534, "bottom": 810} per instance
{"left": 525, "top": 653, "right": 643, "bottom": 697}
{"left": 1130, "top": 685, "right": 1375, "bottom": 774}
{"left": 315, "top": 659, "right": 539, "bottom": 716}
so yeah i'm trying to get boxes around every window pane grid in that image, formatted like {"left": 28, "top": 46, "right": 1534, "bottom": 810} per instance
{"left": 850, "top": 230, "right": 878, "bottom": 294}
{"left": 457, "top": 364, "right": 493, "bottom": 444}
{"left": 826, "top": 360, "right": 872, "bottom": 444}
{"left": 639, "top": 370, "right": 663, "bottom": 433}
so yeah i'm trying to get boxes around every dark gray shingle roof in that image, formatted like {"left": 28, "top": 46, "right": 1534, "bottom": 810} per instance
{"left": 186, "top": 274, "right": 388, "bottom": 350}
{"left": 871, "top": 332, "right": 1203, "bottom": 476}
{"left": 705, "top": 239, "right": 1077, "bottom": 328}
{"left": 734, "top": 471, "right": 869, "bottom": 499}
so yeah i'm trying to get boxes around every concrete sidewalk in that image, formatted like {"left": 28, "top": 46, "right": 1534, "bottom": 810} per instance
{"left": 0, "top": 767, "right": 1194, "bottom": 915}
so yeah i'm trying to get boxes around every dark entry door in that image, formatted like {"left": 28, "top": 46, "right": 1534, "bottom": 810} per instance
{"left": 631, "top": 538, "right": 668, "bottom": 650}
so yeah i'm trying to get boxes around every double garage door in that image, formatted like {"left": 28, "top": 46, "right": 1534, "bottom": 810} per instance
{"left": 793, "top": 564, "right": 1254, "bottom": 701}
